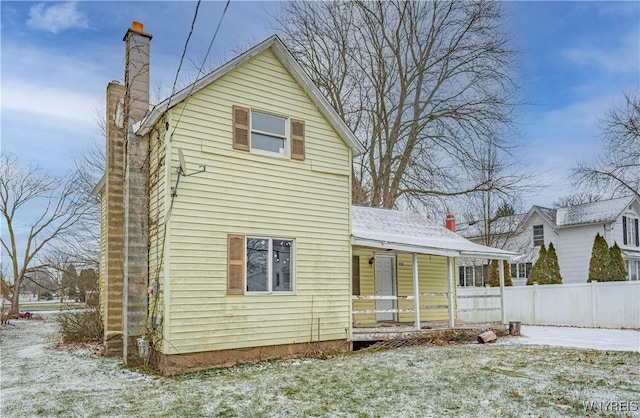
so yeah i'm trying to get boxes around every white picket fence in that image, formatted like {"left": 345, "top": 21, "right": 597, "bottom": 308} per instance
{"left": 457, "top": 281, "right": 640, "bottom": 329}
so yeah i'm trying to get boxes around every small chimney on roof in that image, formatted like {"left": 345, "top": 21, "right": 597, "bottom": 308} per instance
{"left": 445, "top": 213, "right": 456, "bottom": 232}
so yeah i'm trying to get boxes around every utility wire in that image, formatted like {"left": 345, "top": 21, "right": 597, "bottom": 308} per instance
{"left": 165, "top": 0, "right": 202, "bottom": 113}
{"left": 170, "top": 0, "right": 231, "bottom": 137}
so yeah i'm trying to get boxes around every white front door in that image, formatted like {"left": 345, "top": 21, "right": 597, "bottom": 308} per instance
{"left": 375, "top": 255, "right": 396, "bottom": 321}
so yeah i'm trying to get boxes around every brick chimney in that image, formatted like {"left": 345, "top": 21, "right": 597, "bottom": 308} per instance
{"left": 122, "top": 21, "right": 152, "bottom": 367}
{"left": 445, "top": 213, "right": 456, "bottom": 232}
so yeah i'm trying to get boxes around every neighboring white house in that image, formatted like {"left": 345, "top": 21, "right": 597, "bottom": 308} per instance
{"left": 457, "top": 196, "right": 640, "bottom": 286}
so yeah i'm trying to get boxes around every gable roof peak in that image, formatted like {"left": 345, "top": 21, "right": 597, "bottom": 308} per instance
{"left": 135, "top": 34, "right": 365, "bottom": 156}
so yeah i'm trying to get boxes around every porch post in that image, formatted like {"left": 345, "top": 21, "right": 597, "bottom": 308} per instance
{"left": 499, "top": 259, "right": 506, "bottom": 325}
{"left": 447, "top": 257, "right": 455, "bottom": 328}
{"left": 412, "top": 253, "right": 421, "bottom": 331}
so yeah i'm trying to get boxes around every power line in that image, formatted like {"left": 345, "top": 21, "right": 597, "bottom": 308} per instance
{"left": 165, "top": 0, "right": 202, "bottom": 113}
{"left": 170, "top": 0, "right": 231, "bottom": 137}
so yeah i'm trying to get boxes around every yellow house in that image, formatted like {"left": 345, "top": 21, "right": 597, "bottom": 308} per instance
{"left": 97, "top": 23, "right": 366, "bottom": 374}
{"left": 142, "top": 35, "right": 367, "bottom": 374}
{"left": 96, "top": 23, "right": 514, "bottom": 374}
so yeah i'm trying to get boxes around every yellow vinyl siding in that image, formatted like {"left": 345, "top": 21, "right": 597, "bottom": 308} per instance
{"left": 159, "top": 49, "right": 352, "bottom": 354}
{"left": 396, "top": 254, "right": 449, "bottom": 322}
{"left": 352, "top": 249, "right": 376, "bottom": 324}
{"left": 148, "top": 117, "right": 168, "bottom": 350}
{"left": 352, "top": 249, "right": 450, "bottom": 325}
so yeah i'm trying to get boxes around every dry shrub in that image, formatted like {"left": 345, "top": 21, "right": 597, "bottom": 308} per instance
{"left": 56, "top": 307, "right": 103, "bottom": 343}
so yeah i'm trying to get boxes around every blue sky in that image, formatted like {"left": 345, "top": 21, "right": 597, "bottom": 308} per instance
{"left": 1, "top": 0, "right": 639, "bottom": 212}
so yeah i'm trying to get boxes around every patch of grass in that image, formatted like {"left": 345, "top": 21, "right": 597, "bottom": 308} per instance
{"left": 3, "top": 319, "right": 640, "bottom": 418}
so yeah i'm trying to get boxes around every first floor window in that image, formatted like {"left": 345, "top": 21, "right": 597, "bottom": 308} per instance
{"left": 510, "top": 262, "right": 532, "bottom": 279}
{"left": 246, "top": 237, "right": 294, "bottom": 292}
{"left": 458, "top": 265, "right": 487, "bottom": 287}
{"left": 625, "top": 259, "right": 639, "bottom": 281}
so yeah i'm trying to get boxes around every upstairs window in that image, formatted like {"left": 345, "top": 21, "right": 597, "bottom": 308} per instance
{"left": 251, "top": 111, "right": 287, "bottom": 156}
{"left": 623, "top": 216, "right": 639, "bottom": 247}
{"left": 533, "top": 225, "right": 544, "bottom": 246}
{"left": 232, "top": 106, "right": 305, "bottom": 160}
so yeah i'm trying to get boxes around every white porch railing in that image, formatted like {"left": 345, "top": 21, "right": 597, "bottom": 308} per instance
{"left": 351, "top": 293, "right": 451, "bottom": 318}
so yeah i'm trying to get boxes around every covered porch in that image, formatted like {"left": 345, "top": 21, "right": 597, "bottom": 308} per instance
{"left": 350, "top": 206, "right": 516, "bottom": 341}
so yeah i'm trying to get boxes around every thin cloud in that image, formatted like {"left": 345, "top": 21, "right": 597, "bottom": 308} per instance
{"left": 562, "top": 30, "right": 639, "bottom": 75}
{"left": 27, "top": 2, "right": 88, "bottom": 34}
{"left": 3, "top": 78, "right": 99, "bottom": 127}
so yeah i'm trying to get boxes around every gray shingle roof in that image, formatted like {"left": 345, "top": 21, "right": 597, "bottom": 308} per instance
{"left": 351, "top": 206, "right": 517, "bottom": 259}
{"left": 555, "top": 196, "right": 635, "bottom": 226}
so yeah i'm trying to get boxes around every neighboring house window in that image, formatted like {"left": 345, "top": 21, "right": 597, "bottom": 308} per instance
{"left": 625, "top": 260, "right": 639, "bottom": 281}
{"left": 458, "top": 265, "right": 486, "bottom": 287}
{"left": 533, "top": 225, "right": 544, "bottom": 246}
{"left": 246, "top": 237, "right": 294, "bottom": 292}
{"left": 232, "top": 106, "right": 305, "bottom": 160}
{"left": 622, "top": 216, "right": 640, "bottom": 247}
{"left": 510, "top": 263, "right": 532, "bottom": 279}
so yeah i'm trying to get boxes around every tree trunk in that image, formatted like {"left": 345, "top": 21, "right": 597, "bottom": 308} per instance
{"left": 10, "top": 284, "right": 20, "bottom": 315}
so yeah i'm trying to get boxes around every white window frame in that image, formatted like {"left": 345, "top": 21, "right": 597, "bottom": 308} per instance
{"left": 250, "top": 109, "right": 289, "bottom": 158}
{"left": 458, "top": 265, "right": 486, "bottom": 287}
{"left": 510, "top": 262, "right": 532, "bottom": 279}
{"left": 625, "top": 259, "right": 639, "bottom": 281}
{"left": 246, "top": 236, "right": 295, "bottom": 293}
{"left": 625, "top": 216, "right": 638, "bottom": 247}
{"left": 533, "top": 224, "right": 544, "bottom": 247}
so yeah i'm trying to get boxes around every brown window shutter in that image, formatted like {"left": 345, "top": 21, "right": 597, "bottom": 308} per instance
{"left": 290, "top": 119, "right": 305, "bottom": 161}
{"left": 352, "top": 255, "right": 360, "bottom": 296}
{"left": 623, "top": 216, "right": 628, "bottom": 245}
{"left": 227, "top": 234, "right": 245, "bottom": 295}
{"left": 232, "top": 106, "right": 250, "bottom": 151}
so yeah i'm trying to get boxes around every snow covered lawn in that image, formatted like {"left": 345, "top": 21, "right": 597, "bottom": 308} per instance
{"left": 2, "top": 316, "right": 639, "bottom": 417}
{"left": 501, "top": 325, "right": 640, "bottom": 352}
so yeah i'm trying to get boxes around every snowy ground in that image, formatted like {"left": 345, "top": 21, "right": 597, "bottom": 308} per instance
{"left": 1, "top": 315, "right": 639, "bottom": 417}
{"left": 498, "top": 325, "right": 640, "bottom": 352}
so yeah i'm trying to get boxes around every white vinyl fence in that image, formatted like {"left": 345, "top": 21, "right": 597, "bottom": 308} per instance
{"left": 457, "top": 281, "right": 640, "bottom": 329}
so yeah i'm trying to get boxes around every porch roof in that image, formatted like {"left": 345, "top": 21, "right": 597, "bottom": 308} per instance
{"left": 351, "top": 206, "right": 517, "bottom": 260}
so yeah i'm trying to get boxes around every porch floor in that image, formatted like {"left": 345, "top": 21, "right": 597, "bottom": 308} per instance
{"left": 352, "top": 320, "right": 505, "bottom": 341}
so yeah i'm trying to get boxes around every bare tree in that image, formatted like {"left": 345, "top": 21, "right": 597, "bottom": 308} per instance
{"left": 459, "top": 129, "right": 538, "bottom": 246}
{"left": 33, "top": 250, "right": 78, "bottom": 303}
{"left": 574, "top": 92, "right": 640, "bottom": 198}
{"left": 0, "top": 153, "right": 90, "bottom": 315}
{"left": 64, "top": 136, "right": 105, "bottom": 268}
{"left": 278, "top": 0, "right": 518, "bottom": 209}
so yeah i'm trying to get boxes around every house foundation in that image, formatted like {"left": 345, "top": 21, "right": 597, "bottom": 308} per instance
{"left": 151, "top": 340, "right": 351, "bottom": 376}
